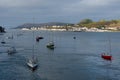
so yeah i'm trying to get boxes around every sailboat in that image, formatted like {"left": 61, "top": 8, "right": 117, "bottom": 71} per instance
{"left": 27, "top": 55, "right": 38, "bottom": 71}
{"left": 101, "top": 37, "right": 112, "bottom": 61}
{"left": 46, "top": 30, "right": 55, "bottom": 49}
{"left": 27, "top": 31, "right": 38, "bottom": 71}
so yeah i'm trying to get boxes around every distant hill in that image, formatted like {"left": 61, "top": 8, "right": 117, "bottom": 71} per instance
{"left": 15, "top": 22, "right": 74, "bottom": 29}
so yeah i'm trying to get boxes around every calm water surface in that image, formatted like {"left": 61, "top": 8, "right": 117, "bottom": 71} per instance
{"left": 0, "top": 29, "right": 120, "bottom": 80}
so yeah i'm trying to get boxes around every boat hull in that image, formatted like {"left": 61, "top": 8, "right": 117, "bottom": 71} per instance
{"left": 27, "top": 62, "right": 38, "bottom": 71}
{"left": 101, "top": 55, "right": 112, "bottom": 60}
{"left": 46, "top": 45, "right": 54, "bottom": 49}
{"left": 1, "top": 42, "right": 5, "bottom": 44}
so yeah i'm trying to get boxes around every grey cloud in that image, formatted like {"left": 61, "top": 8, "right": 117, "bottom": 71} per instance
{"left": 0, "top": 0, "right": 120, "bottom": 27}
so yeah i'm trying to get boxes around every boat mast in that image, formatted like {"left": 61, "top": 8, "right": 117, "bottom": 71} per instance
{"left": 109, "top": 39, "right": 111, "bottom": 54}
{"left": 32, "top": 17, "right": 35, "bottom": 60}
{"left": 32, "top": 31, "right": 35, "bottom": 60}
{"left": 108, "top": 36, "right": 111, "bottom": 54}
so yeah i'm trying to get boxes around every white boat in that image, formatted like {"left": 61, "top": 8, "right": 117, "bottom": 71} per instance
{"left": 27, "top": 31, "right": 38, "bottom": 71}
{"left": 27, "top": 57, "right": 38, "bottom": 71}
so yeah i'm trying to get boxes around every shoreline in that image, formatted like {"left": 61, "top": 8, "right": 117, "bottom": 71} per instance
{"left": 17, "top": 28, "right": 120, "bottom": 32}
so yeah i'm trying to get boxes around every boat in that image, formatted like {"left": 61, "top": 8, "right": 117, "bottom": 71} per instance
{"left": 1, "top": 41, "right": 5, "bottom": 44}
{"left": 73, "top": 36, "right": 76, "bottom": 39}
{"left": 46, "top": 30, "right": 55, "bottom": 50}
{"left": 1, "top": 39, "right": 5, "bottom": 44}
{"left": 46, "top": 41, "right": 55, "bottom": 49}
{"left": 101, "top": 37, "right": 112, "bottom": 61}
{"left": 101, "top": 53, "right": 112, "bottom": 60}
{"left": 37, "top": 36, "right": 44, "bottom": 39}
{"left": 27, "top": 31, "right": 38, "bottom": 71}
{"left": 27, "top": 56, "right": 38, "bottom": 71}
{"left": 7, "top": 47, "right": 16, "bottom": 54}
{"left": 36, "top": 36, "right": 44, "bottom": 42}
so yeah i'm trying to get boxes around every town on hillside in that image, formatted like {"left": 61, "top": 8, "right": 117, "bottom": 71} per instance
{"left": 17, "top": 19, "right": 120, "bottom": 32}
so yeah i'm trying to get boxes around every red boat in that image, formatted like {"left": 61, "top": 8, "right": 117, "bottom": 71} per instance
{"left": 101, "top": 38, "right": 113, "bottom": 61}
{"left": 101, "top": 53, "right": 112, "bottom": 60}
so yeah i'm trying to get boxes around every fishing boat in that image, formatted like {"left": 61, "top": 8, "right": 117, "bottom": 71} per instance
{"left": 27, "top": 31, "right": 38, "bottom": 71}
{"left": 101, "top": 37, "right": 112, "bottom": 61}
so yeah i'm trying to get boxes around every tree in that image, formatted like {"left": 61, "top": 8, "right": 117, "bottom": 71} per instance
{"left": 0, "top": 26, "right": 5, "bottom": 33}
{"left": 79, "top": 19, "right": 93, "bottom": 24}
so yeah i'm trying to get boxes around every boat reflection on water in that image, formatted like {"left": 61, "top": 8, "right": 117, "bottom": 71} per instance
{"left": 27, "top": 31, "right": 38, "bottom": 71}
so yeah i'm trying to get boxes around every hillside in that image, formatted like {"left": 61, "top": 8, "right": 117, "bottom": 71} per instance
{"left": 15, "top": 22, "right": 74, "bottom": 29}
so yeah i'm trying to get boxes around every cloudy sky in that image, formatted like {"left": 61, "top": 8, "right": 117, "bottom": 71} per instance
{"left": 0, "top": 0, "right": 120, "bottom": 28}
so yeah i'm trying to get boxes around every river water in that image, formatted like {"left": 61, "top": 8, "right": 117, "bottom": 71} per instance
{"left": 0, "top": 29, "right": 120, "bottom": 80}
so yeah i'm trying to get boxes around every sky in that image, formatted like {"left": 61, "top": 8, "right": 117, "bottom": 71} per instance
{"left": 0, "top": 0, "right": 120, "bottom": 28}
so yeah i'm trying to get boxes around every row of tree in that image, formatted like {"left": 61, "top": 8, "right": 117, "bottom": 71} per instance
{"left": 77, "top": 19, "right": 120, "bottom": 29}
